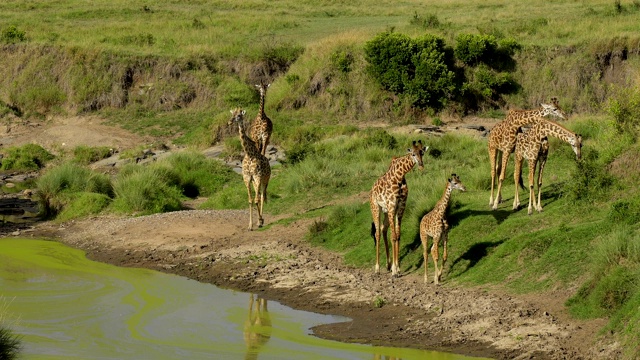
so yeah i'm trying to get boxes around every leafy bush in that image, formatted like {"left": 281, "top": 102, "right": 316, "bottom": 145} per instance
{"left": 455, "top": 34, "right": 498, "bottom": 66}
{"left": 563, "top": 148, "right": 615, "bottom": 202}
{"left": 0, "top": 144, "right": 54, "bottom": 171}
{"left": 606, "top": 85, "right": 640, "bottom": 138}
{"left": 362, "top": 128, "right": 398, "bottom": 150}
{"left": 364, "top": 31, "right": 455, "bottom": 110}
{"left": 1, "top": 25, "right": 26, "bottom": 44}
{"left": 330, "top": 48, "right": 355, "bottom": 74}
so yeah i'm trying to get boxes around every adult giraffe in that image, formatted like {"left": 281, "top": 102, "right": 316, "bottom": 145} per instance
{"left": 249, "top": 83, "right": 273, "bottom": 156}
{"left": 513, "top": 118, "right": 582, "bottom": 215}
{"left": 228, "top": 108, "right": 271, "bottom": 230}
{"left": 488, "top": 98, "right": 566, "bottom": 210}
{"left": 370, "top": 140, "right": 427, "bottom": 277}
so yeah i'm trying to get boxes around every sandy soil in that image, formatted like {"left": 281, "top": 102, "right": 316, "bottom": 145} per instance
{"left": 2, "top": 115, "right": 622, "bottom": 359}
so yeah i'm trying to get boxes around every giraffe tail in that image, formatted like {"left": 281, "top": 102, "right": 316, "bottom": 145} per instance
{"left": 518, "top": 171, "right": 526, "bottom": 190}
{"left": 370, "top": 222, "right": 376, "bottom": 247}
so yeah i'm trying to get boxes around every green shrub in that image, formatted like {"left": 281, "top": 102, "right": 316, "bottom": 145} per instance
{"left": 562, "top": 148, "right": 614, "bottom": 202}
{"left": 0, "top": 326, "right": 21, "bottom": 360}
{"left": 1, "top": 25, "right": 26, "bottom": 44}
{"left": 454, "top": 33, "right": 498, "bottom": 66}
{"left": 606, "top": 85, "right": 640, "bottom": 138}
{"left": 0, "top": 144, "right": 54, "bottom": 171}
{"left": 330, "top": 48, "right": 355, "bottom": 74}
{"left": 362, "top": 128, "right": 398, "bottom": 150}
{"left": 364, "top": 31, "right": 455, "bottom": 110}
{"left": 111, "top": 166, "right": 183, "bottom": 214}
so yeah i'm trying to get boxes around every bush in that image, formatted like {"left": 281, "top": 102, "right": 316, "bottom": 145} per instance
{"left": 454, "top": 34, "right": 498, "bottom": 66}
{"left": 364, "top": 31, "right": 455, "bottom": 110}
{"left": 562, "top": 147, "right": 614, "bottom": 202}
{"left": 606, "top": 85, "right": 640, "bottom": 138}
{"left": 0, "top": 144, "right": 54, "bottom": 171}
{"left": 162, "top": 151, "right": 238, "bottom": 197}
{"left": 1, "top": 25, "right": 26, "bottom": 44}
{"left": 56, "top": 192, "right": 112, "bottom": 222}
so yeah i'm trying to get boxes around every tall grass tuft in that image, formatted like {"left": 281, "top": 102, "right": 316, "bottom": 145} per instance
{"left": 0, "top": 144, "right": 54, "bottom": 171}
{"left": 36, "top": 162, "right": 113, "bottom": 216}
{"left": 161, "top": 151, "right": 238, "bottom": 197}
{"left": 111, "top": 165, "right": 183, "bottom": 215}
{"left": 0, "top": 326, "right": 21, "bottom": 360}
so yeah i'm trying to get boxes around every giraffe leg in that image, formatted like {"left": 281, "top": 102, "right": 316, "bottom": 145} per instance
{"left": 493, "top": 150, "right": 510, "bottom": 210}
{"left": 382, "top": 215, "right": 391, "bottom": 272}
{"left": 389, "top": 211, "right": 401, "bottom": 277}
{"left": 513, "top": 155, "right": 522, "bottom": 210}
{"left": 527, "top": 159, "right": 536, "bottom": 215}
{"left": 430, "top": 235, "right": 440, "bottom": 285}
{"left": 422, "top": 234, "right": 429, "bottom": 284}
{"left": 244, "top": 175, "right": 254, "bottom": 230}
{"left": 536, "top": 156, "right": 547, "bottom": 212}
{"left": 489, "top": 147, "right": 498, "bottom": 206}
{"left": 438, "top": 220, "right": 449, "bottom": 281}
{"left": 370, "top": 201, "right": 382, "bottom": 274}
{"left": 257, "top": 182, "right": 266, "bottom": 227}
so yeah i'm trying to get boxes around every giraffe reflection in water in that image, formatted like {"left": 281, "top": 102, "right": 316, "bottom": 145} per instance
{"left": 244, "top": 294, "right": 272, "bottom": 360}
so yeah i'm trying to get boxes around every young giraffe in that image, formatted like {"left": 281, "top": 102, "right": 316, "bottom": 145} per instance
{"left": 228, "top": 108, "right": 271, "bottom": 230}
{"left": 419, "top": 174, "right": 466, "bottom": 285}
{"left": 249, "top": 83, "right": 273, "bottom": 156}
{"left": 370, "top": 140, "right": 427, "bottom": 277}
{"left": 489, "top": 98, "right": 566, "bottom": 210}
{"left": 513, "top": 118, "right": 582, "bottom": 215}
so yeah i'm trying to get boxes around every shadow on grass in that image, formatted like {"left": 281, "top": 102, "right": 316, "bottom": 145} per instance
{"left": 450, "top": 239, "right": 505, "bottom": 276}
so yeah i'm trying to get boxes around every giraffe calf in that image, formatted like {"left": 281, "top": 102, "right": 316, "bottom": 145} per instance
{"left": 419, "top": 174, "right": 466, "bottom": 285}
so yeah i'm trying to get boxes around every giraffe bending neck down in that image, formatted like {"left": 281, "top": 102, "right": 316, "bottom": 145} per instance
{"left": 250, "top": 83, "right": 273, "bottom": 156}
{"left": 488, "top": 97, "right": 566, "bottom": 210}
{"left": 513, "top": 118, "right": 582, "bottom": 215}
{"left": 419, "top": 174, "right": 466, "bottom": 285}
{"left": 228, "top": 108, "right": 272, "bottom": 230}
{"left": 370, "top": 140, "right": 427, "bottom": 277}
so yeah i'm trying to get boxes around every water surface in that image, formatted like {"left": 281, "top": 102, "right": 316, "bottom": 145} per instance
{"left": 0, "top": 238, "right": 487, "bottom": 360}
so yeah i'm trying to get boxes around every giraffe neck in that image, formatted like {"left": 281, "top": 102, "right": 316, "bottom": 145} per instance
{"left": 385, "top": 154, "right": 416, "bottom": 183}
{"left": 532, "top": 120, "right": 576, "bottom": 145}
{"left": 433, "top": 183, "right": 453, "bottom": 218}
{"left": 509, "top": 108, "right": 547, "bottom": 127}
{"left": 258, "top": 89, "right": 266, "bottom": 116}
{"left": 238, "top": 124, "right": 259, "bottom": 156}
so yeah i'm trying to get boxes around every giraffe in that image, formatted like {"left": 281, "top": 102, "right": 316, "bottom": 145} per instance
{"left": 228, "top": 108, "right": 271, "bottom": 230}
{"left": 243, "top": 294, "right": 272, "bottom": 360}
{"left": 370, "top": 140, "right": 427, "bottom": 277}
{"left": 419, "top": 174, "right": 466, "bottom": 285}
{"left": 488, "top": 97, "right": 567, "bottom": 210}
{"left": 249, "top": 83, "right": 273, "bottom": 157}
{"left": 513, "top": 118, "right": 582, "bottom": 215}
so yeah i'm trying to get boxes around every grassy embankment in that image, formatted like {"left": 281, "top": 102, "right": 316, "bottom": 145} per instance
{"left": 2, "top": 0, "right": 640, "bottom": 357}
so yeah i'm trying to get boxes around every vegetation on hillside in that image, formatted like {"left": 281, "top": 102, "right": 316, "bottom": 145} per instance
{"left": 3, "top": 0, "right": 640, "bottom": 357}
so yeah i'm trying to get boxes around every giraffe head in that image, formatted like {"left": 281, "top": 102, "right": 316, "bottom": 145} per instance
{"left": 255, "top": 82, "right": 271, "bottom": 95}
{"left": 569, "top": 133, "right": 583, "bottom": 160}
{"left": 407, "top": 140, "right": 427, "bottom": 171}
{"left": 228, "top": 108, "right": 246, "bottom": 129}
{"left": 540, "top": 98, "right": 566, "bottom": 120}
{"left": 448, "top": 173, "right": 467, "bottom": 192}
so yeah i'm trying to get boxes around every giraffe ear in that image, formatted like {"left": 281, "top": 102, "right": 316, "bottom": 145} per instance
{"left": 230, "top": 109, "right": 234, "bottom": 114}
{"left": 241, "top": 110, "right": 246, "bottom": 115}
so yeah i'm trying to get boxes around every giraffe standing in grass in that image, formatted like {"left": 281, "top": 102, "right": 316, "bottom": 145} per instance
{"left": 228, "top": 108, "right": 271, "bottom": 230}
{"left": 419, "top": 174, "right": 466, "bottom": 285}
{"left": 370, "top": 140, "right": 427, "bottom": 277}
{"left": 250, "top": 83, "right": 273, "bottom": 156}
{"left": 513, "top": 118, "right": 582, "bottom": 215}
{"left": 489, "top": 98, "right": 566, "bottom": 210}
